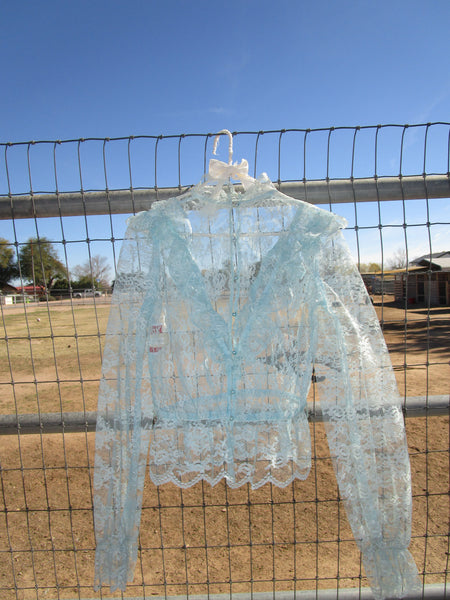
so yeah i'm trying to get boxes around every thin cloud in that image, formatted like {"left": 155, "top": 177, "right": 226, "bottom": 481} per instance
{"left": 412, "top": 87, "right": 450, "bottom": 124}
{"left": 154, "top": 106, "right": 233, "bottom": 119}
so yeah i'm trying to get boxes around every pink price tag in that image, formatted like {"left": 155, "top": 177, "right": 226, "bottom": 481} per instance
{"left": 149, "top": 324, "right": 163, "bottom": 353}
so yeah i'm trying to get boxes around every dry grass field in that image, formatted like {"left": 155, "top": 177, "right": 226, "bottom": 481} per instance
{"left": 0, "top": 295, "right": 448, "bottom": 414}
{"left": 0, "top": 296, "right": 448, "bottom": 599}
{"left": 0, "top": 299, "right": 110, "bottom": 416}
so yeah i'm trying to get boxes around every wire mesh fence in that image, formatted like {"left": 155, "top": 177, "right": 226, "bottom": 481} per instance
{"left": 0, "top": 124, "right": 449, "bottom": 599}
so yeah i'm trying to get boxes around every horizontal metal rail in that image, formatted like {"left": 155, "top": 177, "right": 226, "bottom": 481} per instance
{"left": 1, "top": 174, "right": 449, "bottom": 220}
{"left": 67, "top": 582, "right": 450, "bottom": 600}
{"left": 0, "top": 395, "right": 447, "bottom": 435}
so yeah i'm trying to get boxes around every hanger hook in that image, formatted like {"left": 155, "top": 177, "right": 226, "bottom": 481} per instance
{"left": 212, "top": 129, "right": 233, "bottom": 165}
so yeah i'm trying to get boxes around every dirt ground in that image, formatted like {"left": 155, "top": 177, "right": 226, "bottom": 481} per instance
{"left": 0, "top": 296, "right": 448, "bottom": 599}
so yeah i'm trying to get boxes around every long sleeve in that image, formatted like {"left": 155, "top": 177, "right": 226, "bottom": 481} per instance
{"left": 313, "top": 231, "right": 421, "bottom": 600}
{"left": 93, "top": 215, "right": 159, "bottom": 591}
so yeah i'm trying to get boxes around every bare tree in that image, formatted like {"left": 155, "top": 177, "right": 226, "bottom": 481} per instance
{"left": 72, "top": 255, "right": 111, "bottom": 288}
{"left": 387, "top": 247, "right": 407, "bottom": 270}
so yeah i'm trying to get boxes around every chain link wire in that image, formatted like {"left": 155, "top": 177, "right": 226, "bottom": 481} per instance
{"left": 0, "top": 124, "right": 449, "bottom": 599}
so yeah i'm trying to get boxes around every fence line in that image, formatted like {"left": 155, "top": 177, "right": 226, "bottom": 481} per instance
{"left": 0, "top": 395, "right": 448, "bottom": 436}
{"left": 69, "top": 583, "right": 450, "bottom": 600}
{"left": 0, "top": 124, "right": 449, "bottom": 600}
{"left": 1, "top": 174, "right": 449, "bottom": 219}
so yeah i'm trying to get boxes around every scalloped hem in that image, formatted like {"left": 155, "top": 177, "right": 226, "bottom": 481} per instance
{"left": 149, "top": 462, "right": 311, "bottom": 489}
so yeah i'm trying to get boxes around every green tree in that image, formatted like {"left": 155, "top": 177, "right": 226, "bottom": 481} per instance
{"left": 249, "top": 259, "right": 261, "bottom": 282}
{"left": 358, "top": 262, "right": 381, "bottom": 273}
{"left": 18, "top": 237, "right": 66, "bottom": 289}
{"left": 72, "top": 275, "right": 96, "bottom": 290}
{"left": 0, "top": 238, "right": 18, "bottom": 286}
{"left": 368, "top": 262, "right": 381, "bottom": 272}
{"left": 52, "top": 277, "right": 70, "bottom": 291}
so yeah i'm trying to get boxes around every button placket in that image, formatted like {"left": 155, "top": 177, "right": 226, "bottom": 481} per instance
{"left": 228, "top": 203, "right": 241, "bottom": 411}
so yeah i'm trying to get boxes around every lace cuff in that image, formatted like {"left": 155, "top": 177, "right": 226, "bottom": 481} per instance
{"left": 362, "top": 544, "right": 421, "bottom": 600}
{"left": 94, "top": 535, "right": 138, "bottom": 592}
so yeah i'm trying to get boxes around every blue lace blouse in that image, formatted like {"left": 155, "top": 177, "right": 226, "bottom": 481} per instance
{"left": 93, "top": 174, "right": 420, "bottom": 598}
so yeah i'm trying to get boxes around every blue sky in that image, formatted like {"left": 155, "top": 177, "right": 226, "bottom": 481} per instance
{"left": 1, "top": 0, "right": 449, "bottom": 279}
{"left": 2, "top": 0, "right": 450, "bottom": 138}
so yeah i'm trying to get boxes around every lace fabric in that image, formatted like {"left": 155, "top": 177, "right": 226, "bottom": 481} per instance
{"left": 93, "top": 174, "right": 420, "bottom": 598}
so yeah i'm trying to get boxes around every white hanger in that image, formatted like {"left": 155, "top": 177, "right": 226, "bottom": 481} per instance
{"left": 206, "top": 129, "right": 256, "bottom": 190}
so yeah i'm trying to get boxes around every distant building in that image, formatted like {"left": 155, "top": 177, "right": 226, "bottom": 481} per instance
{"left": 0, "top": 284, "right": 46, "bottom": 305}
{"left": 393, "top": 251, "right": 450, "bottom": 306}
{"left": 360, "top": 272, "right": 395, "bottom": 295}
{"left": 0, "top": 283, "right": 18, "bottom": 295}
{"left": 15, "top": 285, "right": 46, "bottom": 297}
